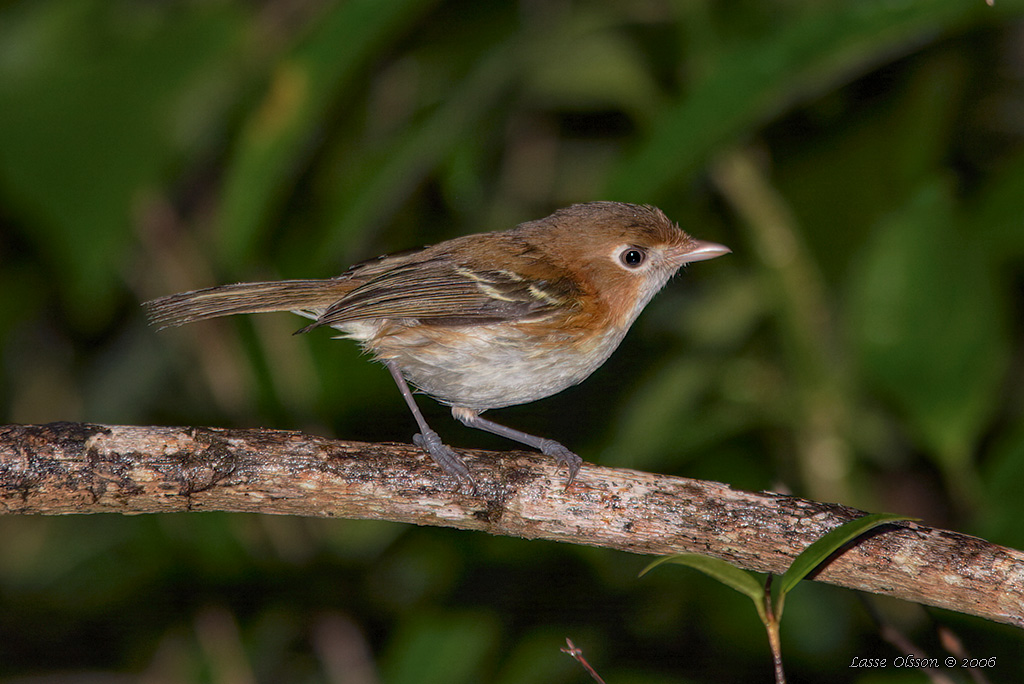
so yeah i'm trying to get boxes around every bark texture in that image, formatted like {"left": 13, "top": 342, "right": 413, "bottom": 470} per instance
{"left": 1, "top": 422, "right": 1021, "bottom": 628}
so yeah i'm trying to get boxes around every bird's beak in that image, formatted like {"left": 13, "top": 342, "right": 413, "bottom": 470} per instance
{"left": 674, "top": 239, "right": 731, "bottom": 265}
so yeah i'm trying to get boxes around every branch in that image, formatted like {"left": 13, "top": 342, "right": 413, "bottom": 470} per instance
{"left": 2, "top": 422, "right": 1021, "bottom": 628}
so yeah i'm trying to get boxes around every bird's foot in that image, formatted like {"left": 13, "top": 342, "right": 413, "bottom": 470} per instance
{"left": 413, "top": 430, "right": 476, "bottom": 493}
{"left": 538, "top": 439, "right": 583, "bottom": 489}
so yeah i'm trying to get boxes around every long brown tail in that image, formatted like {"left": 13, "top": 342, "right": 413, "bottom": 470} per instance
{"left": 143, "top": 279, "right": 351, "bottom": 329}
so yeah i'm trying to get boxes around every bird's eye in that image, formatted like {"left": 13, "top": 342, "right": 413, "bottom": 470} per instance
{"left": 620, "top": 248, "right": 646, "bottom": 268}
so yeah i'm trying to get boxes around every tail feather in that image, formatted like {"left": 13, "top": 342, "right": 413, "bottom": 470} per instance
{"left": 144, "top": 279, "right": 349, "bottom": 329}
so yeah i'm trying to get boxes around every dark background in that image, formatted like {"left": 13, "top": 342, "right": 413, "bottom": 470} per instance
{"left": 1, "top": 0, "right": 1023, "bottom": 682}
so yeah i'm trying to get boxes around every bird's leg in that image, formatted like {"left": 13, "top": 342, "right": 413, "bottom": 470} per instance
{"left": 385, "top": 361, "right": 474, "bottom": 488}
{"left": 451, "top": 406, "right": 582, "bottom": 488}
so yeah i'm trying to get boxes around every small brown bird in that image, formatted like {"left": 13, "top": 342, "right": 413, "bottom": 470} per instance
{"left": 145, "top": 202, "right": 729, "bottom": 487}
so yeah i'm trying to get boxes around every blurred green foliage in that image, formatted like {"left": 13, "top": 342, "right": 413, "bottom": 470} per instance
{"left": 1, "top": 0, "right": 1023, "bottom": 681}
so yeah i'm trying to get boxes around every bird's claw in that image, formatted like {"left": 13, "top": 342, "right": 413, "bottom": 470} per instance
{"left": 413, "top": 431, "right": 477, "bottom": 493}
{"left": 539, "top": 439, "right": 582, "bottom": 489}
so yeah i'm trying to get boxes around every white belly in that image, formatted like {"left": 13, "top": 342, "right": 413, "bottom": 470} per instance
{"left": 334, "top": 320, "right": 627, "bottom": 410}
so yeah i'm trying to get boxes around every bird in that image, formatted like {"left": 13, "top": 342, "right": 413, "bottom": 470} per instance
{"left": 144, "top": 201, "right": 729, "bottom": 488}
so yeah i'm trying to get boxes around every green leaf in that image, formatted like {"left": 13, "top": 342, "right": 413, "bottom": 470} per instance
{"left": 606, "top": 0, "right": 995, "bottom": 202}
{"left": 848, "top": 179, "right": 1011, "bottom": 481}
{"left": 778, "top": 513, "right": 917, "bottom": 600}
{"left": 775, "top": 49, "right": 968, "bottom": 280}
{"left": 0, "top": 1, "right": 246, "bottom": 328}
{"left": 215, "top": 0, "right": 436, "bottom": 271}
{"left": 310, "top": 34, "right": 524, "bottom": 272}
{"left": 524, "top": 18, "right": 660, "bottom": 122}
{"left": 641, "top": 553, "right": 767, "bottom": 623}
